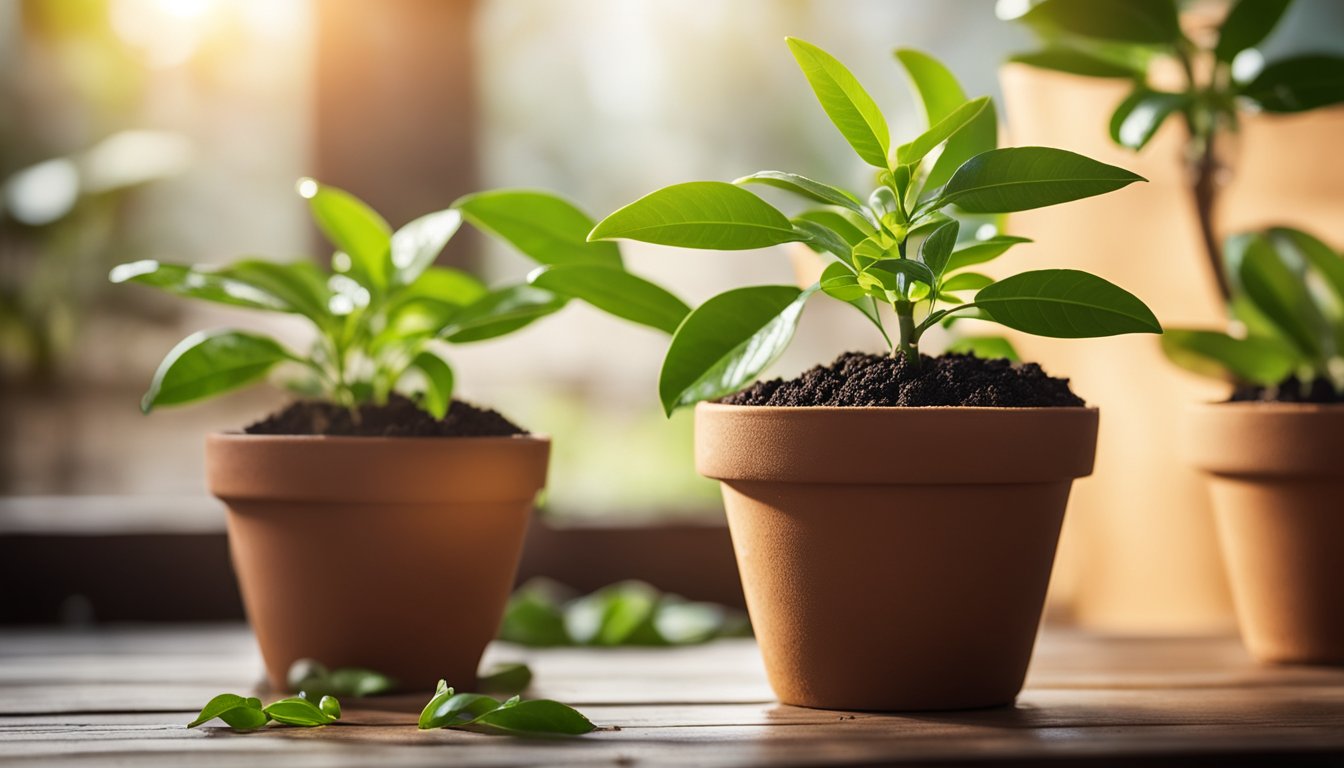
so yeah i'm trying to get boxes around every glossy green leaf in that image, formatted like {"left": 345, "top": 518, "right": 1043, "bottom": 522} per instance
{"left": 974, "top": 269, "right": 1162, "bottom": 337}
{"left": 1109, "top": 88, "right": 1189, "bottom": 150}
{"left": 658, "top": 286, "right": 809, "bottom": 414}
{"left": 919, "top": 219, "right": 960, "bottom": 277}
{"left": 408, "top": 350, "right": 455, "bottom": 419}
{"left": 109, "top": 260, "right": 291, "bottom": 313}
{"left": 820, "top": 262, "right": 888, "bottom": 339}
{"left": 589, "top": 182, "right": 803, "bottom": 251}
{"left": 304, "top": 180, "right": 392, "bottom": 291}
{"left": 1216, "top": 0, "right": 1292, "bottom": 62}
{"left": 188, "top": 694, "right": 269, "bottom": 731}
{"left": 418, "top": 682, "right": 457, "bottom": 729}
{"left": 142, "top": 330, "right": 295, "bottom": 412}
{"left": 456, "top": 189, "right": 620, "bottom": 267}
{"left": 1239, "top": 234, "right": 1324, "bottom": 356}
{"left": 442, "top": 285, "right": 567, "bottom": 343}
{"left": 734, "top": 171, "right": 869, "bottom": 219}
{"left": 318, "top": 696, "right": 341, "bottom": 719}
{"left": 498, "top": 583, "right": 572, "bottom": 646}
{"left": 421, "top": 691, "right": 503, "bottom": 729}
{"left": 796, "top": 210, "right": 871, "bottom": 246}
{"left": 263, "top": 696, "right": 337, "bottom": 727}
{"left": 791, "top": 218, "right": 853, "bottom": 259}
{"left": 218, "top": 260, "right": 332, "bottom": 323}
{"left": 1241, "top": 55, "right": 1344, "bottom": 113}
{"left": 786, "top": 37, "right": 890, "bottom": 168}
{"left": 941, "top": 272, "right": 995, "bottom": 292}
{"left": 1268, "top": 227, "right": 1344, "bottom": 311}
{"left": 893, "top": 49, "right": 998, "bottom": 192}
{"left": 945, "top": 236, "right": 1032, "bottom": 273}
{"left": 1008, "top": 0, "right": 1181, "bottom": 44}
{"left": 467, "top": 699, "right": 597, "bottom": 736}
{"left": 946, "top": 335, "right": 1022, "bottom": 361}
{"left": 1161, "top": 329, "right": 1300, "bottom": 385}
{"left": 1008, "top": 48, "right": 1145, "bottom": 78}
{"left": 391, "top": 208, "right": 462, "bottom": 286}
{"left": 479, "top": 663, "right": 533, "bottom": 696}
{"left": 527, "top": 264, "right": 690, "bottom": 335}
{"left": 895, "top": 97, "right": 990, "bottom": 168}
{"left": 939, "top": 147, "right": 1145, "bottom": 213}
{"left": 565, "top": 581, "right": 663, "bottom": 646}
{"left": 871, "top": 259, "right": 936, "bottom": 298}
{"left": 287, "top": 660, "right": 397, "bottom": 698}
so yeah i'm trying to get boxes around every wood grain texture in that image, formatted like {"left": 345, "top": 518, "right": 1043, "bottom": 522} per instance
{"left": 1, "top": 627, "right": 1343, "bottom": 766}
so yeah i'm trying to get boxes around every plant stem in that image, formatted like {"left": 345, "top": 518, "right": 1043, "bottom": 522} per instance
{"left": 894, "top": 302, "right": 920, "bottom": 367}
{"left": 1176, "top": 44, "right": 1231, "bottom": 303}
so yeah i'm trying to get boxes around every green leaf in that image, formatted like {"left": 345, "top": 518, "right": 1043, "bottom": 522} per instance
{"left": 1008, "top": 0, "right": 1181, "bottom": 44}
{"left": 939, "top": 147, "right": 1146, "bottom": 213}
{"left": 565, "top": 581, "right": 663, "bottom": 646}
{"left": 456, "top": 189, "right": 621, "bottom": 267}
{"left": 941, "top": 272, "right": 995, "bottom": 292}
{"left": 263, "top": 696, "right": 337, "bottom": 727}
{"left": 589, "top": 181, "right": 803, "bottom": 250}
{"left": 734, "top": 171, "right": 869, "bottom": 220}
{"left": 820, "top": 261, "right": 867, "bottom": 302}
{"left": 1109, "top": 88, "right": 1190, "bottom": 150}
{"left": 407, "top": 266, "right": 490, "bottom": 306}
{"left": 919, "top": 220, "right": 960, "bottom": 277}
{"left": 391, "top": 208, "right": 462, "bottom": 286}
{"left": 218, "top": 260, "right": 333, "bottom": 323}
{"left": 893, "top": 49, "right": 998, "bottom": 192}
{"left": 110, "top": 260, "right": 291, "bottom": 313}
{"left": 870, "top": 259, "right": 936, "bottom": 299}
{"left": 318, "top": 696, "right": 341, "bottom": 720}
{"left": 421, "top": 691, "right": 502, "bottom": 729}
{"left": 945, "top": 236, "right": 1032, "bottom": 273}
{"left": 946, "top": 335, "right": 1022, "bottom": 361}
{"left": 1239, "top": 234, "right": 1324, "bottom": 356}
{"left": 467, "top": 699, "right": 596, "bottom": 736}
{"left": 1268, "top": 227, "right": 1344, "bottom": 311}
{"left": 498, "top": 583, "right": 572, "bottom": 646}
{"left": 408, "top": 350, "right": 455, "bottom": 419}
{"left": 895, "top": 97, "right": 990, "bottom": 168}
{"left": 1216, "top": 0, "right": 1293, "bottom": 62}
{"left": 1241, "top": 55, "right": 1344, "bottom": 113}
{"left": 658, "top": 286, "right": 809, "bottom": 415}
{"left": 418, "top": 683, "right": 457, "bottom": 729}
{"left": 287, "top": 660, "right": 397, "bottom": 698}
{"left": 1161, "top": 329, "right": 1300, "bottom": 385}
{"left": 188, "top": 694, "right": 269, "bottom": 731}
{"left": 142, "top": 330, "right": 295, "bottom": 412}
{"left": 442, "top": 285, "right": 567, "bottom": 343}
{"left": 786, "top": 37, "right": 891, "bottom": 168}
{"left": 791, "top": 218, "right": 853, "bottom": 259}
{"left": 1008, "top": 48, "right": 1145, "bottom": 78}
{"left": 796, "top": 210, "right": 871, "bottom": 246}
{"left": 975, "top": 269, "right": 1162, "bottom": 337}
{"left": 303, "top": 179, "right": 392, "bottom": 292}
{"left": 478, "top": 663, "right": 534, "bottom": 696}
{"left": 527, "top": 264, "right": 690, "bottom": 335}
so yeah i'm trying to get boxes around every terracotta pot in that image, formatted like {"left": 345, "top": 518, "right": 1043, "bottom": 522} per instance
{"left": 1187, "top": 403, "right": 1344, "bottom": 664}
{"left": 695, "top": 403, "right": 1098, "bottom": 710}
{"left": 206, "top": 433, "right": 549, "bottom": 691}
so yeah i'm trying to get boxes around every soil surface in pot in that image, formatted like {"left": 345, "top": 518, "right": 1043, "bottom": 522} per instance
{"left": 721, "top": 352, "right": 1084, "bottom": 408}
{"left": 244, "top": 394, "right": 526, "bottom": 437}
{"left": 1231, "top": 375, "right": 1344, "bottom": 404}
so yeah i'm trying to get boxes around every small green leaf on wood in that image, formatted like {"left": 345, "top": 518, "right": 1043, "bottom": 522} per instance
{"left": 478, "top": 663, "right": 534, "bottom": 696}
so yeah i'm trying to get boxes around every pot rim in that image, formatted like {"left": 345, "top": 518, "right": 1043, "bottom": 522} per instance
{"left": 697, "top": 403, "right": 1099, "bottom": 414}
{"left": 1186, "top": 401, "right": 1344, "bottom": 477}
{"left": 208, "top": 431, "right": 551, "bottom": 444}
{"left": 1191, "top": 401, "right": 1344, "bottom": 413}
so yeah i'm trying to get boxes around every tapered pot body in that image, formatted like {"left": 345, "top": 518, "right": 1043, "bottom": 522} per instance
{"left": 696, "top": 404, "right": 1098, "bottom": 710}
{"left": 206, "top": 434, "right": 549, "bottom": 691}
{"left": 1187, "top": 404, "right": 1344, "bottom": 664}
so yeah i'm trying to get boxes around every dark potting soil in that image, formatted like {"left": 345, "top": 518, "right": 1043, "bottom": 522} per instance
{"left": 1230, "top": 375, "right": 1344, "bottom": 404}
{"left": 720, "top": 351, "right": 1086, "bottom": 408}
{"left": 244, "top": 394, "right": 526, "bottom": 437}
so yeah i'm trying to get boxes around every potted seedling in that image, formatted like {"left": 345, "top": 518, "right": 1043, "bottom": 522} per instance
{"left": 1164, "top": 226, "right": 1344, "bottom": 665}
{"left": 111, "top": 180, "right": 688, "bottom": 691}
{"left": 589, "top": 38, "right": 1160, "bottom": 711}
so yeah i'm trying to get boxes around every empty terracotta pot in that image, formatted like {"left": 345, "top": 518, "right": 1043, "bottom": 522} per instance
{"left": 696, "top": 403, "right": 1098, "bottom": 711}
{"left": 1187, "top": 403, "right": 1344, "bottom": 664}
{"left": 206, "top": 433, "right": 549, "bottom": 691}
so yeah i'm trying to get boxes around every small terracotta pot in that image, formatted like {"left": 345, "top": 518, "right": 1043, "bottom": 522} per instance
{"left": 206, "top": 434, "right": 549, "bottom": 691}
{"left": 1187, "top": 403, "right": 1344, "bottom": 664}
{"left": 696, "top": 403, "right": 1098, "bottom": 711}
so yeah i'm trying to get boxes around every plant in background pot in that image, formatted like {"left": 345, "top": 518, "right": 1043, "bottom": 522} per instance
{"left": 1164, "top": 226, "right": 1344, "bottom": 664}
{"left": 588, "top": 38, "right": 1162, "bottom": 711}
{"left": 111, "top": 179, "right": 688, "bottom": 691}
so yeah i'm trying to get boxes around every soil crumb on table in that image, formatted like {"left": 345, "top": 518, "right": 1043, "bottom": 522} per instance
{"left": 245, "top": 394, "right": 526, "bottom": 437}
{"left": 721, "top": 352, "right": 1085, "bottom": 408}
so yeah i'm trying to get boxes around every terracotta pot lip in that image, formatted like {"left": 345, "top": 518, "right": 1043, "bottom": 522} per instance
{"left": 207, "top": 431, "right": 550, "bottom": 444}
{"left": 1190, "top": 401, "right": 1344, "bottom": 413}
{"left": 696, "top": 402, "right": 1098, "bottom": 415}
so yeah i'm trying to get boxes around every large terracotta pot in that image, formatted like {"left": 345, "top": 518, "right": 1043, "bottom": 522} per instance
{"left": 1187, "top": 403, "right": 1344, "bottom": 665}
{"left": 206, "top": 434, "right": 549, "bottom": 691}
{"left": 695, "top": 403, "right": 1097, "bottom": 710}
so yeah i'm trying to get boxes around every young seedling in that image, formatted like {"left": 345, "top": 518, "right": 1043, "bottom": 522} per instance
{"left": 111, "top": 182, "right": 689, "bottom": 418}
{"left": 1001, "top": 0, "right": 1344, "bottom": 299}
{"left": 589, "top": 38, "right": 1162, "bottom": 414}
{"left": 1163, "top": 226, "right": 1344, "bottom": 396}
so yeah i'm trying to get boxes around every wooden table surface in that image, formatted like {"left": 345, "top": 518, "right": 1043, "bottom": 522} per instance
{"left": 2, "top": 625, "right": 1343, "bottom": 767}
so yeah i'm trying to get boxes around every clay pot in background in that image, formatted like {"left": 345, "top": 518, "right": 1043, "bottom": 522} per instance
{"left": 696, "top": 403, "right": 1097, "bottom": 710}
{"left": 999, "top": 63, "right": 1344, "bottom": 632}
{"left": 206, "top": 434, "right": 549, "bottom": 691}
{"left": 1187, "top": 404, "right": 1344, "bottom": 665}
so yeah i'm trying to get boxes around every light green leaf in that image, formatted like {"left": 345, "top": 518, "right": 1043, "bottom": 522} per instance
{"left": 442, "top": 285, "right": 567, "bottom": 343}
{"left": 786, "top": 37, "right": 891, "bottom": 168}
{"left": 110, "top": 260, "right": 291, "bottom": 313}
{"left": 1216, "top": 0, "right": 1293, "bottom": 62}
{"left": 1241, "top": 55, "right": 1344, "bottom": 113}
{"left": 1161, "top": 329, "right": 1300, "bottom": 385}
{"left": 466, "top": 699, "right": 596, "bottom": 736}
{"left": 287, "top": 661, "right": 397, "bottom": 698}
{"left": 1268, "top": 227, "right": 1344, "bottom": 312}
{"left": 1109, "top": 88, "right": 1189, "bottom": 150}
{"left": 399, "top": 266, "right": 489, "bottom": 308}
{"left": 418, "top": 683, "right": 457, "bottom": 729}
{"left": 456, "top": 189, "right": 621, "bottom": 267}
{"left": 947, "top": 335, "right": 1022, "bottom": 361}
{"left": 498, "top": 583, "right": 572, "bottom": 646}
{"left": 218, "top": 260, "right": 332, "bottom": 323}
{"left": 188, "top": 694, "right": 269, "bottom": 731}
{"left": 919, "top": 220, "right": 960, "bottom": 277}
{"left": 1007, "top": 0, "right": 1181, "bottom": 44}
{"left": 659, "top": 286, "right": 809, "bottom": 414}
{"left": 527, "top": 264, "right": 690, "bottom": 335}
{"left": 589, "top": 181, "right": 803, "bottom": 251}
{"left": 1008, "top": 48, "right": 1145, "bottom": 78}
{"left": 893, "top": 49, "right": 998, "bottom": 192}
{"left": 565, "top": 581, "right": 663, "bottom": 646}
{"left": 1238, "top": 234, "right": 1325, "bottom": 356}
{"left": 820, "top": 262, "right": 888, "bottom": 341}
{"left": 945, "top": 236, "right": 1032, "bottom": 273}
{"left": 421, "top": 691, "right": 502, "bottom": 729}
{"left": 391, "top": 208, "right": 462, "bottom": 286}
{"left": 941, "top": 272, "right": 995, "bottom": 292}
{"left": 896, "top": 97, "right": 990, "bottom": 168}
{"left": 796, "top": 209, "right": 872, "bottom": 246}
{"left": 733, "top": 171, "right": 869, "bottom": 219}
{"left": 791, "top": 218, "right": 853, "bottom": 259}
{"left": 263, "top": 696, "right": 337, "bottom": 727}
{"left": 478, "top": 663, "right": 534, "bottom": 696}
{"left": 142, "top": 330, "right": 295, "bottom": 412}
{"left": 939, "top": 147, "right": 1145, "bottom": 213}
{"left": 408, "top": 350, "right": 454, "bottom": 419}
{"left": 975, "top": 269, "right": 1162, "bottom": 337}
{"left": 303, "top": 179, "right": 392, "bottom": 292}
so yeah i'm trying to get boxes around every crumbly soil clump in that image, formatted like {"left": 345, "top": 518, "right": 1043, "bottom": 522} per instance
{"left": 1230, "top": 375, "right": 1344, "bottom": 404}
{"left": 720, "top": 352, "right": 1085, "bottom": 408}
{"left": 244, "top": 394, "right": 526, "bottom": 437}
